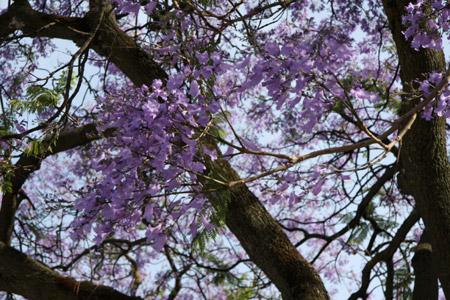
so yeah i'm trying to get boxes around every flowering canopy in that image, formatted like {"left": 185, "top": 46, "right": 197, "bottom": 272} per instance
{"left": 1, "top": 0, "right": 450, "bottom": 299}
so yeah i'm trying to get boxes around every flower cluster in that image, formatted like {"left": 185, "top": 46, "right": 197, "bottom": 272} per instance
{"left": 402, "top": 0, "right": 450, "bottom": 49}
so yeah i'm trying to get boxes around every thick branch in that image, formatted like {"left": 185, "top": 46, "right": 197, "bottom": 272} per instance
{"left": 0, "top": 0, "right": 88, "bottom": 44}
{"left": 203, "top": 157, "right": 328, "bottom": 300}
{"left": 0, "top": 241, "right": 141, "bottom": 300}
{"left": 0, "top": 0, "right": 166, "bottom": 85}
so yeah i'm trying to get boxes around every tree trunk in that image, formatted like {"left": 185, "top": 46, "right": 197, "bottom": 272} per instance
{"left": 382, "top": 1, "right": 450, "bottom": 297}
{"left": 204, "top": 158, "right": 329, "bottom": 300}
{"left": 412, "top": 230, "right": 438, "bottom": 300}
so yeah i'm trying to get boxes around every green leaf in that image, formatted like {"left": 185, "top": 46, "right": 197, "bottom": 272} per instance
{"left": 0, "top": 166, "right": 14, "bottom": 194}
{"left": 209, "top": 126, "right": 228, "bottom": 140}
{"left": 24, "top": 140, "right": 46, "bottom": 156}
{"left": 348, "top": 223, "right": 370, "bottom": 245}
{"left": 331, "top": 99, "right": 345, "bottom": 113}
{"left": 226, "top": 287, "right": 254, "bottom": 300}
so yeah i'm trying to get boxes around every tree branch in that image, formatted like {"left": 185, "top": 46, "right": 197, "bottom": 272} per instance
{"left": 349, "top": 209, "right": 419, "bottom": 300}
{"left": 0, "top": 0, "right": 166, "bottom": 85}
{"left": 0, "top": 241, "right": 142, "bottom": 300}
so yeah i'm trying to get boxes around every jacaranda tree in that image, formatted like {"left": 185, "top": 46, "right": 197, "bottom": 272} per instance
{"left": 0, "top": 0, "right": 450, "bottom": 299}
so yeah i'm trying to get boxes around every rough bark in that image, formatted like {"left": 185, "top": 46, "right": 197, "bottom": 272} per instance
{"left": 0, "top": 1, "right": 329, "bottom": 299}
{"left": 0, "top": 242, "right": 142, "bottom": 300}
{"left": 412, "top": 230, "right": 438, "bottom": 300}
{"left": 381, "top": 0, "right": 450, "bottom": 297}
{"left": 204, "top": 158, "right": 329, "bottom": 300}
{"left": 0, "top": 0, "right": 166, "bottom": 86}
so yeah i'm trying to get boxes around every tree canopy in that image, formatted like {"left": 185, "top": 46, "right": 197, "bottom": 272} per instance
{"left": 0, "top": 0, "right": 450, "bottom": 299}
